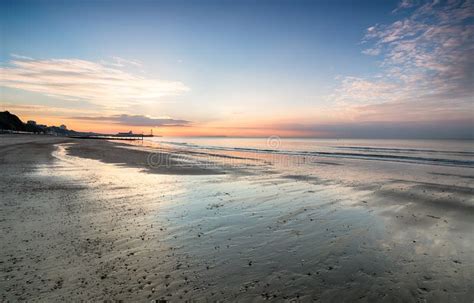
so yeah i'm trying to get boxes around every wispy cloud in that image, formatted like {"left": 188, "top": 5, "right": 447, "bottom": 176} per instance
{"left": 0, "top": 57, "right": 189, "bottom": 107}
{"left": 0, "top": 102, "right": 98, "bottom": 117}
{"left": 398, "top": 0, "right": 416, "bottom": 9}
{"left": 328, "top": 76, "right": 397, "bottom": 105}
{"left": 105, "top": 56, "right": 143, "bottom": 68}
{"left": 331, "top": 0, "right": 473, "bottom": 121}
{"left": 392, "top": 0, "right": 417, "bottom": 13}
{"left": 73, "top": 114, "right": 191, "bottom": 127}
{"left": 10, "top": 53, "right": 33, "bottom": 60}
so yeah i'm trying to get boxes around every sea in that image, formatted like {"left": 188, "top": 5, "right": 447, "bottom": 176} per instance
{"left": 143, "top": 137, "right": 474, "bottom": 168}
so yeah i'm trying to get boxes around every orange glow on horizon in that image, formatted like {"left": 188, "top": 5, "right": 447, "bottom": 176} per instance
{"left": 13, "top": 112, "right": 331, "bottom": 138}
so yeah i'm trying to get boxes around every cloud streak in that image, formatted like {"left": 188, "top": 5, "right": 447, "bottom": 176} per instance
{"left": 73, "top": 114, "right": 191, "bottom": 127}
{"left": 0, "top": 57, "right": 189, "bottom": 107}
{"left": 105, "top": 56, "right": 143, "bottom": 68}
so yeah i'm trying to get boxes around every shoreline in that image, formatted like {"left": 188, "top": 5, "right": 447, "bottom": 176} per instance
{"left": 1, "top": 135, "right": 473, "bottom": 301}
{"left": 65, "top": 138, "right": 227, "bottom": 175}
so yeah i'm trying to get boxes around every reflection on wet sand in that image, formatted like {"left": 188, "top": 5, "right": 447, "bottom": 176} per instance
{"left": 0, "top": 137, "right": 472, "bottom": 301}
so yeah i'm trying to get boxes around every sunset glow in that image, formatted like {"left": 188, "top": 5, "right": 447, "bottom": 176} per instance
{"left": 1, "top": 0, "right": 473, "bottom": 138}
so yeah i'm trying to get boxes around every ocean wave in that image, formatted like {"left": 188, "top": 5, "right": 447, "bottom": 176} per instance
{"left": 334, "top": 146, "right": 474, "bottom": 156}
{"left": 151, "top": 140, "right": 474, "bottom": 168}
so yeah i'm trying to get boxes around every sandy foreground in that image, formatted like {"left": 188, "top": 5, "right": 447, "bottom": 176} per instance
{"left": 0, "top": 135, "right": 473, "bottom": 302}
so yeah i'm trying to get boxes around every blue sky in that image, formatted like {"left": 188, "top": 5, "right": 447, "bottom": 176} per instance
{"left": 1, "top": 0, "right": 473, "bottom": 138}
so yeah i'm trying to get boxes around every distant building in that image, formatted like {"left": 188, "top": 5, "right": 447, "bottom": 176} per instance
{"left": 118, "top": 130, "right": 133, "bottom": 136}
{"left": 27, "top": 120, "right": 37, "bottom": 125}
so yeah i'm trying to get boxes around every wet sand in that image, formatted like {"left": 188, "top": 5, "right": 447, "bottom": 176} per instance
{"left": 0, "top": 135, "right": 473, "bottom": 302}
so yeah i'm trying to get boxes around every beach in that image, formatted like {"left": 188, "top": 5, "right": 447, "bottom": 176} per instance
{"left": 1, "top": 134, "right": 473, "bottom": 302}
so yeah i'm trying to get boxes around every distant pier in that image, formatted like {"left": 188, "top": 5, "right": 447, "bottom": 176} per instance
{"left": 69, "top": 135, "right": 147, "bottom": 141}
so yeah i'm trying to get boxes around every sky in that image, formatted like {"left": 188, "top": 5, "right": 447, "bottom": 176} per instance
{"left": 0, "top": 0, "right": 473, "bottom": 138}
